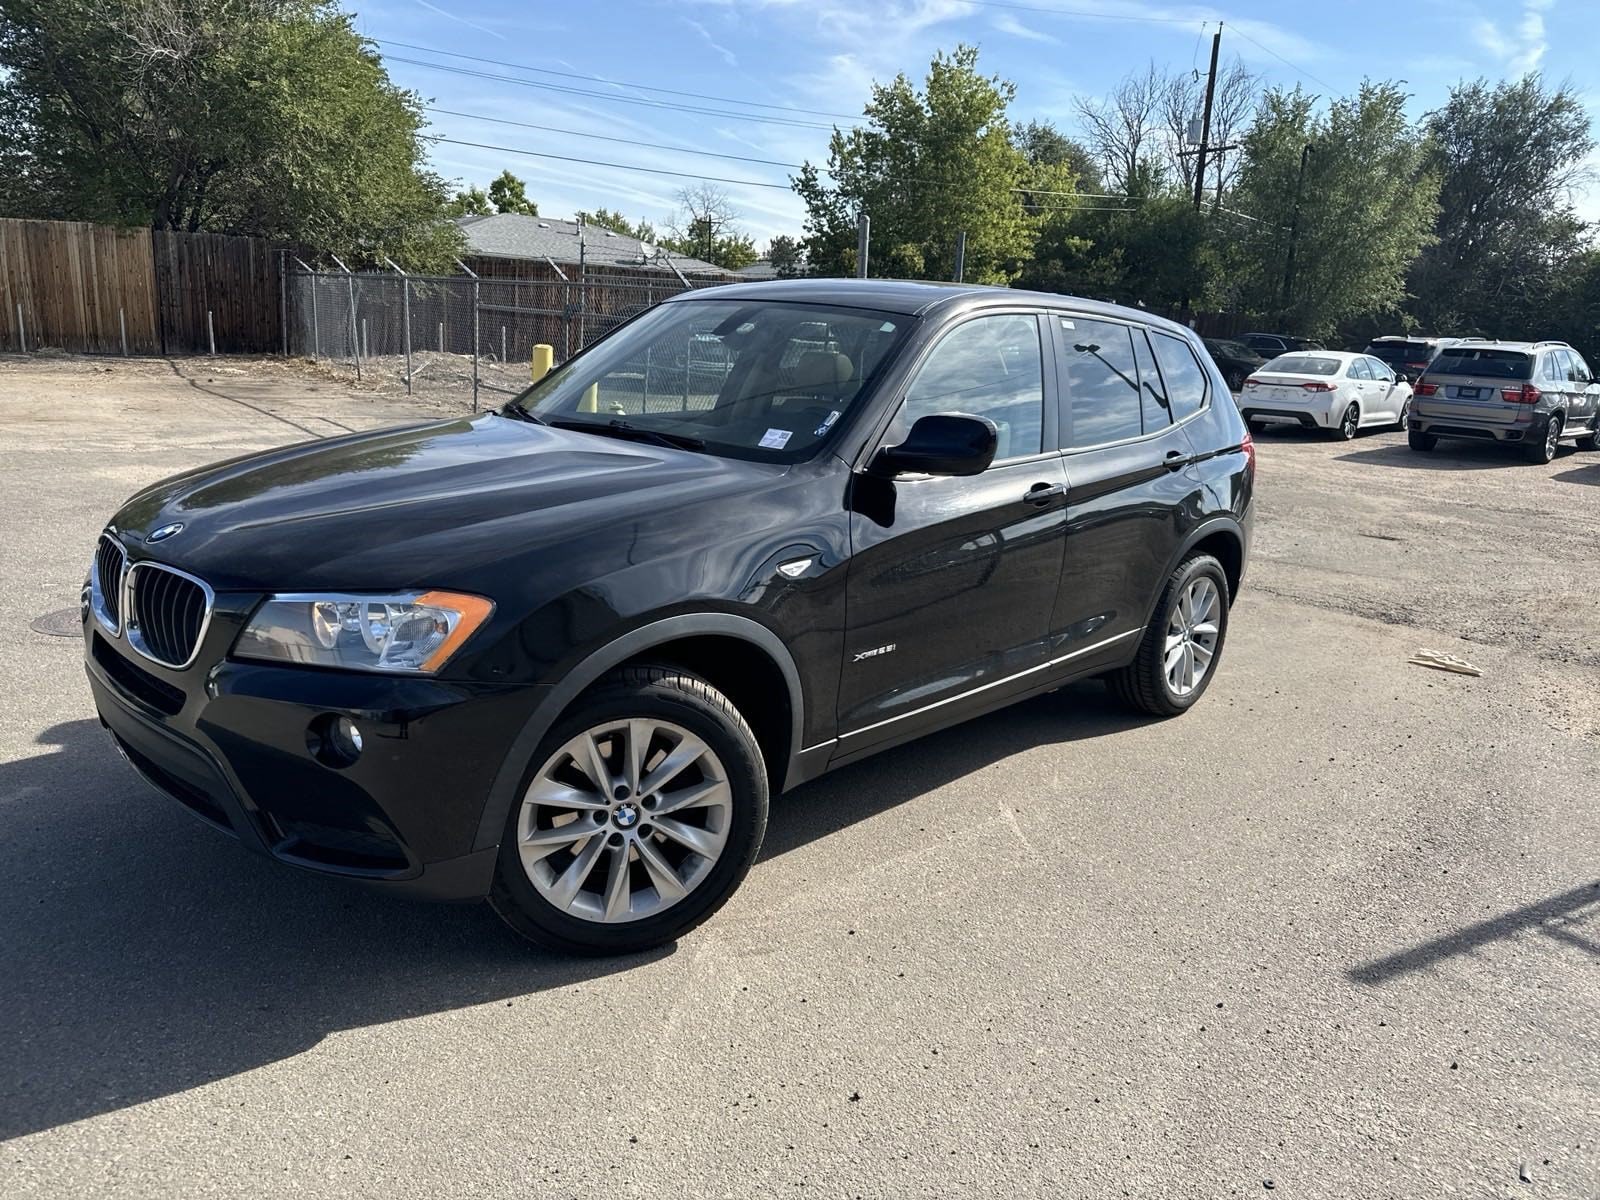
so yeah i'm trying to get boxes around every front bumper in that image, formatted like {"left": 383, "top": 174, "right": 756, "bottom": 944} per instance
{"left": 85, "top": 604, "right": 544, "bottom": 900}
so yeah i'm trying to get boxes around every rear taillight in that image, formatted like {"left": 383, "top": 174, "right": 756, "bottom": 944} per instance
{"left": 1414, "top": 381, "right": 1437, "bottom": 396}
{"left": 1242, "top": 377, "right": 1261, "bottom": 389}
{"left": 1405, "top": 361, "right": 1427, "bottom": 369}
{"left": 1501, "top": 384, "right": 1541, "bottom": 404}
{"left": 1300, "top": 381, "right": 1336, "bottom": 392}
{"left": 1241, "top": 428, "right": 1255, "bottom": 471}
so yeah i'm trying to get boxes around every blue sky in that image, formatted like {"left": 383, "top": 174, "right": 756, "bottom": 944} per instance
{"left": 354, "top": 0, "right": 1600, "bottom": 247}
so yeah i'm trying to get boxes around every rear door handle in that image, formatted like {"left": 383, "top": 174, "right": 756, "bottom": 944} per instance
{"left": 1164, "top": 450, "right": 1192, "bottom": 471}
{"left": 1024, "top": 481, "right": 1067, "bottom": 505}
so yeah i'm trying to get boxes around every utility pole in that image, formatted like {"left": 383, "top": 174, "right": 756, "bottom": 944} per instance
{"left": 1192, "top": 24, "right": 1222, "bottom": 211}
{"left": 1282, "top": 142, "right": 1315, "bottom": 317}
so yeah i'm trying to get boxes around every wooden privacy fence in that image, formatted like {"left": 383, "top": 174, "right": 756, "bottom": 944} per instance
{"left": 0, "top": 218, "right": 281, "bottom": 355}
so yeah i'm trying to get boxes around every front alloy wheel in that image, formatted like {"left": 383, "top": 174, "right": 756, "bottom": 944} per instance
{"left": 491, "top": 666, "right": 768, "bottom": 954}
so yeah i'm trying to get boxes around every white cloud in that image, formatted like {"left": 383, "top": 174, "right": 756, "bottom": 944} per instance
{"left": 991, "top": 13, "right": 1058, "bottom": 44}
{"left": 1471, "top": 0, "right": 1554, "bottom": 76}
{"left": 682, "top": 17, "right": 740, "bottom": 69}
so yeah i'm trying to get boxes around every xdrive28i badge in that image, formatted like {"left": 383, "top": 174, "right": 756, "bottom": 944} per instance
{"left": 146, "top": 523, "right": 184, "bottom": 543}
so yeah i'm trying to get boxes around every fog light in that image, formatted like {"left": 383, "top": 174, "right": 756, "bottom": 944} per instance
{"left": 308, "top": 713, "right": 363, "bottom": 768}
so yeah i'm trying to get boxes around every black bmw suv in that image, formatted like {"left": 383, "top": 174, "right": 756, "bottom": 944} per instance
{"left": 84, "top": 280, "right": 1254, "bottom": 954}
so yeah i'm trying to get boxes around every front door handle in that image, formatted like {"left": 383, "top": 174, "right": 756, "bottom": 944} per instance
{"left": 1024, "top": 481, "right": 1067, "bottom": 505}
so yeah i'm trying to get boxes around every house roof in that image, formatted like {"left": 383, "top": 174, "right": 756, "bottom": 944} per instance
{"left": 455, "top": 213, "right": 726, "bottom": 274}
{"left": 732, "top": 258, "right": 778, "bottom": 280}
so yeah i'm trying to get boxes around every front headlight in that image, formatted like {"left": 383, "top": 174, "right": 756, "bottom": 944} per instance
{"left": 234, "top": 591, "right": 495, "bottom": 674}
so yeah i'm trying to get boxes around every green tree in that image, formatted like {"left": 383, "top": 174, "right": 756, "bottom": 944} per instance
{"left": 1408, "top": 76, "right": 1594, "bottom": 337}
{"left": 1226, "top": 83, "right": 1439, "bottom": 337}
{"left": 446, "top": 186, "right": 492, "bottom": 217}
{"left": 767, "top": 234, "right": 804, "bottom": 277}
{"left": 487, "top": 169, "right": 538, "bottom": 216}
{"left": 1013, "top": 119, "right": 1102, "bottom": 193}
{"left": 575, "top": 208, "right": 659, "bottom": 243}
{"left": 792, "top": 45, "right": 1036, "bottom": 284}
{"left": 0, "top": 0, "right": 462, "bottom": 268}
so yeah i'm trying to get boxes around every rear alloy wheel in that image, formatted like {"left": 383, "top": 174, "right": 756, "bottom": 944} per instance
{"left": 1577, "top": 420, "right": 1600, "bottom": 451}
{"left": 490, "top": 666, "right": 768, "bottom": 955}
{"left": 1108, "top": 553, "right": 1230, "bottom": 717}
{"left": 1395, "top": 396, "right": 1411, "bottom": 430}
{"left": 1334, "top": 402, "right": 1360, "bottom": 440}
{"left": 1226, "top": 369, "right": 1246, "bottom": 393}
{"left": 1408, "top": 429, "right": 1437, "bottom": 452}
{"left": 1525, "top": 413, "right": 1561, "bottom": 464}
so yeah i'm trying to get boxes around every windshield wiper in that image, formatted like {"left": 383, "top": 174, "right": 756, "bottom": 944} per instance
{"left": 549, "top": 417, "right": 705, "bottom": 452}
{"left": 498, "top": 403, "right": 548, "bottom": 425}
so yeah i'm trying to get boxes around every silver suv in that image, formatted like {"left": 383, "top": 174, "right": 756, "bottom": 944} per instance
{"left": 1409, "top": 341, "right": 1600, "bottom": 464}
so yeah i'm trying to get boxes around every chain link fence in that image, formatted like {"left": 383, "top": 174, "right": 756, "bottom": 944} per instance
{"left": 286, "top": 264, "right": 708, "bottom": 410}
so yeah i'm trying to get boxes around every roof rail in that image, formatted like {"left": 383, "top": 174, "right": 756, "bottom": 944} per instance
{"left": 1533, "top": 339, "right": 1571, "bottom": 348}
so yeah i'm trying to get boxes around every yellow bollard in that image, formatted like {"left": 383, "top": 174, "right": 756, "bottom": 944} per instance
{"left": 577, "top": 383, "right": 599, "bottom": 413}
{"left": 530, "top": 343, "right": 554, "bottom": 382}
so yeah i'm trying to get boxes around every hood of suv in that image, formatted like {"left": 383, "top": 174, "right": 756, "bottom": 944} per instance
{"left": 110, "top": 413, "right": 782, "bottom": 591}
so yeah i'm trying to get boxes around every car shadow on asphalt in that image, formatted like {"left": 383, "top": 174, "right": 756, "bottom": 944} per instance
{"left": 761, "top": 680, "right": 1154, "bottom": 861}
{"left": 1346, "top": 881, "right": 1600, "bottom": 986}
{"left": 1552, "top": 461, "right": 1600, "bottom": 486}
{"left": 1334, "top": 442, "right": 1543, "bottom": 470}
{"left": 1, "top": 683, "right": 1154, "bottom": 1140}
{"left": 0, "top": 718, "right": 669, "bottom": 1142}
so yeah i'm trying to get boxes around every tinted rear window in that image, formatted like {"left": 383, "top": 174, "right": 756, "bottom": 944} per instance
{"left": 1263, "top": 355, "right": 1339, "bottom": 376}
{"left": 1428, "top": 349, "right": 1533, "bottom": 380}
{"left": 1365, "top": 341, "right": 1435, "bottom": 364}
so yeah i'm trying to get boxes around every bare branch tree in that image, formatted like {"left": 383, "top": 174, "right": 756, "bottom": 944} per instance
{"left": 1073, "top": 62, "right": 1165, "bottom": 194}
{"left": 1159, "top": 57, "right": 1260, "bottom": 198}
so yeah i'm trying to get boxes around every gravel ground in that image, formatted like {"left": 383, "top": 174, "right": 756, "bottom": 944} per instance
{"left": 1, "top": 357, "right": 1596, "bottom": 1199}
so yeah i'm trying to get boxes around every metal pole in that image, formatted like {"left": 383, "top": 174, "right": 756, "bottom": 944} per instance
{"left": 438, "top": 321, "right": 444, "bottom": 353}
{"left": 120, "top": 308, "right": 128, "bottom": 357}
{"left": 15, "top": 303, "right": 24, "bottom": 353}
{"left": 1282, "top": 142, "right": 1314, "bottom": 316}
{"left": 856, "top": 213, "right": 870, "bottom": 278}
{"left": 456, "top": 258, "right": 481, "bottom": 412}
{"left": 207, "top": 310, "right": 216, "bottom": 356}
{"left": 577, "top": 223, "right": 587, "bottom": 350}
{"left": 278, "top": 249, "right": 287, "bottom": 357}
{"left": 1192, "top": 25, "right": 1222, "bottom": 211}
{"left": 953, "top": 230, "right": 967, "bottom": 283}
{"left": 311, "top": 278, "right": 320, "bottom": 359}
{"left": 362, "top": 317, "right": 369, "bottom": 362}
{"left": 330, "top": 254, "right": 360, "bottom": 381}
{"left": 383, "top": 256, "right": 412, "bottom": 395}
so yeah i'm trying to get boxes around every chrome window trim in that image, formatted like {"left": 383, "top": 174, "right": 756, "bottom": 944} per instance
{"left": 123, "top": 561, "right": 216, "bottom": 671}
{"left": 91, "top": 531, "right": 126, "bottom": 637}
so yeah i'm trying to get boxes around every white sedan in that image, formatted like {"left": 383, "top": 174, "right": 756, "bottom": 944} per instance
{"left": 1238, "top": 350, "right": 1413, "bottom": 440}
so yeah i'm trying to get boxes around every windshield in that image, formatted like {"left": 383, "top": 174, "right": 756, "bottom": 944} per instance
{"left": 1428, "top": 349, "right": 1533, "bottom": 380}
{"left": 1366, "top": 341, "right": 1435, "bottom": 365}
{"left": 1262, "top": 354, "right": 1340, "bottom": 376}
{"left": 511, "top": 299, "right": 909, "bottom": 462}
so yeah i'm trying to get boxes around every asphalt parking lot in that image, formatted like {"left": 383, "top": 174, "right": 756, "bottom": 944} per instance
{"left": 2, "top": 357, "right": 1596, "bottom": 1199}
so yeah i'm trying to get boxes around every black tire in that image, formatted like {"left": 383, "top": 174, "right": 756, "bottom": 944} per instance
{"left": 1332, "top": 402, "right": 1360, "bottom": 441}
{"left": 1577, "top": 420, "right": 1600, "bottom": 450}
{"left": 1395, "top": 396, "right": 1411, "bottom": 430}
{"left": 489, "top": 665, "right": 768, "bottom": 956}
{"left": 1408, "top": 429, "right": 1437, "bottom": 452}
{"left": 1107, "top": 553, "right": 1230, "bottom": 718}
{"left": 1226, "top": 369, "right": 1246, "bottom": 393}
{"left": 1524, "top": 413, "right": 1561, "bottom": 464}
{"left": 1246, "top": 417, "right": 1265, "bottom": 435}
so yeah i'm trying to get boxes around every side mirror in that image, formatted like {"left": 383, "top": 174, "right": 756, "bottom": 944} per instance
{"left": 873, "top": 413, "right": 998, "bottom": 477}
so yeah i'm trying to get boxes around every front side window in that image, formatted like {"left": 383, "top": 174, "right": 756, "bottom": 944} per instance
{"left": 1150, "top": 332, "right": 1209, "bottom": 421}
{"left": 1061, "top": 316, "right": 1142, "bottom": 446}
{"left": 899, "top": 314, "right": 1044, "bottom": 461}
{"left": 515, "top": 300, "right": 909, "bottom": 462}
{"left": 1571, "top": 353, "right": 1593, "bottom": 384}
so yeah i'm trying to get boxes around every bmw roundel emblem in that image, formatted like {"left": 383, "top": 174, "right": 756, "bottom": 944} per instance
{"left": 146, "top": 522, "right": 184, "bottom": 543}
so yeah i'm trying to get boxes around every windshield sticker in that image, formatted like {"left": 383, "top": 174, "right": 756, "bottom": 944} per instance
{"left": 814, "top": 410, "right": 842, "bottom": 437}
{"left": 758, "top": 428, "right": 793, "bottom": 449}
{"left": 1059, "top": 319, "right": 1076, "bottom": 330}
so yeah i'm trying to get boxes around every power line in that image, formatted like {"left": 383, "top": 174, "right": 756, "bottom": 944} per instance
{"left": 377, "top": 39, "right": 862, "bottom": 121}
{"left": 428, "top": 106, "right": 1131, "bottom": 201}
{"left": 425, "top": 107, "right": 804, "bottom": 169}
{"left": 386, "top": 56, "right": 841, "bottom": 130}
{"left": 1224, "top": 24, "right": 1339, "bottom": 92}
{"left": 429, "top": 135, "right": 796, "bottom": 189}
{"left": 935, "top": 0, "right": 1196, "bottom": 22}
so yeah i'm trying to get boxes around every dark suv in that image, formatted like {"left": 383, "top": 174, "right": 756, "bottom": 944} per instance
{"left": 83, "top": 280, "right": 1254, "bottom": 954}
